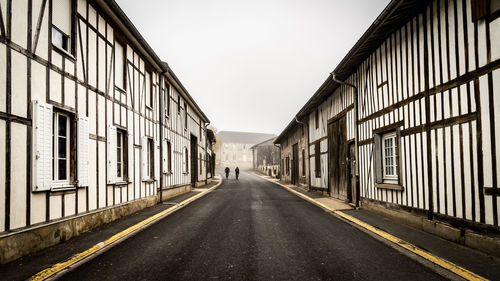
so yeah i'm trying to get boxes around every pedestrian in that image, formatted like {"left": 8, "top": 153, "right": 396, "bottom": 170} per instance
{"left": 235, "top": 167, "right": 240, "bottom": 180}
{"left": 225, "top": 167, "right": 230, "bottom": 179}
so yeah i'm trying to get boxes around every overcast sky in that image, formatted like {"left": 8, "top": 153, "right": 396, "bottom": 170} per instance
{"left": 116, "top": 0, "right": 390, "bottom": 135}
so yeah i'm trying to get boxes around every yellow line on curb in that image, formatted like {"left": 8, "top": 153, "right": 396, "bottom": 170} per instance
{"left": 29, "top": 179, "right": 222, "bottom": 281}
{"left": 255, "top": 173, "right": 488, "bottom": 281}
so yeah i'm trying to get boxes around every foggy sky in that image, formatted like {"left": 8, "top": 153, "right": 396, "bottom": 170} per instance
{"left": 115, "top": 0, "right": 390, "bottom": 135}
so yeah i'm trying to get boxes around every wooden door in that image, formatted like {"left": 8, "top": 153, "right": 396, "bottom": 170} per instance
{"left": 190, "top": 135, "right": 198, "bottom": 187}
{"left": 292, "top": 143, "right": 299, "bottom": 185}
{"left": 328, "top": 115, "right": 347, "bottom": 200}
{"left": 348, "top": 143, "right": 356, "bottom": 203}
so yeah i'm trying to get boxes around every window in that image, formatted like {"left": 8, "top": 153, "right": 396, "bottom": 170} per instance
{"left": 116, "top": 130, "right": 128, "bottom": 181}
{"left": 374, "top": 130, "right": 400, "bottom": 186}
{"left": 286, "top": 156, "right": 290, "bottom": 175}
{"left": 52, "top": 0, "right": 72, "bottom": 53}
{"left": 184, "top": 102, "right": 188, "bottom": 130}
{"left": 52, "top": 111, "right": 74, "bottom": 185}
{"left": 146, "top": 71, "right": 153, "bottom": 109}
{"left": 165, "top": 82, "right": 171, "bottom": 117}
{"left": 114, "top": 41, "right": 126, "bottom": 90}
{"left": 149, "top": 138, "right": 154, "bottom": 179}
{"left": 382, "top": 132, "right": 398, "bottom": 182}
{"left": 177, "top": 96, "right": 181, "bottom": 114}
{"left": 315, "top": 109, "right": 319, "bottom": 129}
{"left": 302, "top": 149, "right": 306, "bottom": 176}
{"left": 167, "top": 141, "right": 172, "bottom": 172}
{"left": 315, "top": 143, "right": 321, "bottom": 177}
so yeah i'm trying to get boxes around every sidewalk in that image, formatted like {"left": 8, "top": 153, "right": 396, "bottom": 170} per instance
{"left": 254, "top": 172, "right": 500, "bottom": 280}
{"left": 0, "top": 179, "right": 221, "bottom": 281}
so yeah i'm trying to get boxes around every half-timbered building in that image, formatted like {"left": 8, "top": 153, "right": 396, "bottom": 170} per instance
{"left": 276, "top": 0, "right": 500, "bottom": 230}
{"left": 0, "top": 0, "right": 211, "bottom": 263}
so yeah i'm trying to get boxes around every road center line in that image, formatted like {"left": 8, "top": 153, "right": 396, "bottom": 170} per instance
{"left": 29, "top": 179, "right": 222, "bottom": 281}
{"left": 254, "top": 173, "right": 488, "bottom": 281}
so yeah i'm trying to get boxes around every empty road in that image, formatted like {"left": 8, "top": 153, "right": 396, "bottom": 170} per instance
{"left": 59, "top": 171, "right": 447, "bottom": 281}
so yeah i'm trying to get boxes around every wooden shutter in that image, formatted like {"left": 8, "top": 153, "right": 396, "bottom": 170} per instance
{"left": 162, "top": 139, "right": 168, "bottom": 174}
{"left": 374, "top": 134, "right": 383, "bottom": 184}
{"left": 154, "top": 139, "right": 159, "bottom": 180}
{"left": 77, "top": 116, "right": 89, "bottom": 187}
{"left": 32, "top": 101, "right": 53, "bottom": 191}
{"left": 107, "top": 125, "right": 117, "bottom": 184}
{"left": 52, "top": 0, "right": 71, "bottom": 35}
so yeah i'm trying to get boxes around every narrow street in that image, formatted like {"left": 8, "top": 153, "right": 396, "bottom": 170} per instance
{"left": 58, "top": 171, "right": 447, "bottom": 281}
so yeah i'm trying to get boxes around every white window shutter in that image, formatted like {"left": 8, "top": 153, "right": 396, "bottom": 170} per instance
{"left": 154, "top": 139, "right": 159, "bottom": 180}
{"left": 182, "top": 147, "right": 186, "bottom": 174}
{"left": 77, "top": 116, "right": 89, "bottom": 187}
{"left": 107, "top": 125, "right": 117, "bottom": 184}
{"left": 32, "top": 101, "right": 53, "bottom": 191}
{"left": 162, "top": 139, "right": 167, "bottom": 174}
{"left": 142, "top": 136, "right": 148, "bottom": 180}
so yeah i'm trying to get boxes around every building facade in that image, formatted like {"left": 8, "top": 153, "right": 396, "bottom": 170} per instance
{"left": 0, "top": 0, "right": 211, "bottom": 263}
{"left": 276, "top": 0, "right": 500, "bottom": 230}
{"left": 214, "top": 131, "right": 276, "bottom": 169}
{"left": 274, "top": 124, "right": 309, "bottom": 188}
{"left": 250, "top": 137, "right": 280, "bottom": 177}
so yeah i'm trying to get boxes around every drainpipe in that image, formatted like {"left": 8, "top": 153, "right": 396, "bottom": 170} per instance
{"left": 295, "top": 116, "right": 311, "bottom": 190}
{"left": 159, "top": 70, "right": 167, "bottom": 203}
{"left": 331, "top": 73, "right": 360, "bottom": 208}
{"left": 204, "top": 121, "right": 210, "bottom": 184}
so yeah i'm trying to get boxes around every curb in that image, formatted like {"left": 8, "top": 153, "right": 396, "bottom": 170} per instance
{"left": 29, "top": 177, "right": 223, "bottom": 281}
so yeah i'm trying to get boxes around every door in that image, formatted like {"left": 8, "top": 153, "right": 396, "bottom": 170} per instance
{"left": 328, "top": 115, "right": 348, "bottom": 200}
{"left": 347, "top": 143, "right": 356, "bottom": 203}
{"left": 190, "top": 134, "right": 198, "bottom": 187}
{"left": 292, "top": 143, "right": 299, "bottom": 185}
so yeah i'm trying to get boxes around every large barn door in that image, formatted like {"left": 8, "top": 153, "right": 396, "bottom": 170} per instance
{"left": 328, "top": 115, "right": 348, "bottom": 200}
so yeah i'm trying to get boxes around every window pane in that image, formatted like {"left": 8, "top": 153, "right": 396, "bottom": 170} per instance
{"left": 58, "top": 137, "right": 67, "bottom": 158}
{"left": 58, "top": 159, "right": 67, "bottom": 180}
{"left": 58, "top": 115, "right": 67, "bottom": 137}
{"left": 51, "top": 27, "right": 69, "bottom": 51}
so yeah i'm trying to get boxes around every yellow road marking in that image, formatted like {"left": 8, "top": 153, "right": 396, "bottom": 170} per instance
{"left": 30, "top": 179, "right": 222, "bottom": 281}
{"left": 255, "top": 173, "right": 488, "bottom": 281}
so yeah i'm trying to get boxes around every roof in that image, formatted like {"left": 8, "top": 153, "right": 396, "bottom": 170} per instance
{"left": 276, "top": 0, "right": 430, "bottom": 142}
{"left": 217, "top": 131, "right": 277, "bottom": 144}
{"left": 250, "top": 137, "right": 278, "bottom": 149}
{"left": 97, "top": 0, "right": 210, "bottom": 123}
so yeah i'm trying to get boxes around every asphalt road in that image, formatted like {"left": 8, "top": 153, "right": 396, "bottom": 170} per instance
{"left": 60, "top": 171, "right": 447, "bottom": 281}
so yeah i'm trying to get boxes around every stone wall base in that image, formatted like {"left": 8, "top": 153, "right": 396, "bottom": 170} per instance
{"left": 360, "top": 199, "right": 500, "bottom": 258}
{"left": 0, "top": 196, "right": 158, "bottom": 264}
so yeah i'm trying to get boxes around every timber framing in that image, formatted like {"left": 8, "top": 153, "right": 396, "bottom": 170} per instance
{"left": 276, "top": 0, "right": 500, "bottom": 229}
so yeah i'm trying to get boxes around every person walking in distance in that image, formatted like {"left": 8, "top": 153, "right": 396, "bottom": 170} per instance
{"left": 235, "top": 167, "right": 240, "bottom": 180}
{"left": 225, "top": 167, "right": 230, "bottom": 179}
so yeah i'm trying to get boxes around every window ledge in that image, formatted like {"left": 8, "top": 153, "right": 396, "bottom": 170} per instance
{"left": 142, "top": 179, "right": 156, "bottom": 183}
{"left": 113, "top": 181, "right": 129, "bottom": 186}
{"left": 375, "top": 183, "right": 404, "bottom": 191}
{"left": 52, "top": 44, "right": 75, "bottom": 61}
{"left": 50, "top": 185, "right": 76, "bottom": 192}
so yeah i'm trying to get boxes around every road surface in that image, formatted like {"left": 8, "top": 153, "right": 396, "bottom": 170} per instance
{"left": 60, "top": 171, "right": 447, "bottom": 281}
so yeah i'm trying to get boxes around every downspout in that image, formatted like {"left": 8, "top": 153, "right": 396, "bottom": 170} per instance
{"left": 295, "top": 116, "right": 311, "bottom": 190}
{"left": 159, "top": 69, "right": 167, "bottom": 203}
{"left": 332, "top": 73, "right": 360, "bottom": 208}
{"left": 204, "top": 121, "right": 210, "bottom": 184}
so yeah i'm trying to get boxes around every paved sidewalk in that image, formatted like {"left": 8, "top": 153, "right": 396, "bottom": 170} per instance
{"left": 0, "top": 179, "right": 220, "bottom": 281}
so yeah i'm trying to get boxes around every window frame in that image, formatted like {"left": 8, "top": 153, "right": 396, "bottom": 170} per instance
{"left": 51, "top": 0, "right": 75, "bottom": 55}
{"left": 116, "top": 129, "right": 128, "bottom": 181}
{"left": 52, "top": 110, "right": 75, "bottom": 187}
{"left": 381, "top": 132, "right": 398, "bottom": 183}
{"left": 373, "top": 125, "right": 403, "bottom": 189}
{"left": 167, "top": 141, "right": 172, "bottom": 173}
{"left": 147, "top": 138, "right": 154, "bottom": 179}
{"left": 314, "top": 142, "right": 321, "bottom": 178}
{"left": 114, "top": 39, "right": 126, "bottom": 91}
